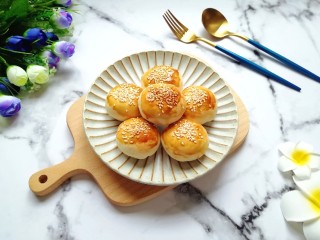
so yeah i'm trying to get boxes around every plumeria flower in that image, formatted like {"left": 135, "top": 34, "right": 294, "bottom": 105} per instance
{"left": 5, "top": 36, "right": 31, "bottom": 52}
{"left": 281, "top": 171, "right": 320, "bottom": 240}
{"left": 0, "top": 95, "right": 21, "bottom": 117}
{"left": 27, "top": 65, "right": 49, "bottom": 84}
{"left": 6, "top": 65, "right": 28, "bottom": 87}
{"left": 278, "top": 142, "right": 320, "bottom": 179}
{"left": 56, "top": 0, "right": 72, "bottom": 7}
{"left": 42, "top": 50, "right": 60, "bottom": 69}
{"left": 24, "top": 28, "right": 48, "bottom": 46}
{"left": 52, "top": 41, "right": 75, "bottom": 58}
{"left": 51, "top": 9, "right": 73, "bottom": 29}
{"left": 0, "top": 77, "right": 20, "bottom": 95}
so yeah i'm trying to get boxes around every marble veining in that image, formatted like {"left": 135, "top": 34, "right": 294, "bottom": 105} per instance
{"left": 1, "top": 0, "right": 320, "bottom": 239}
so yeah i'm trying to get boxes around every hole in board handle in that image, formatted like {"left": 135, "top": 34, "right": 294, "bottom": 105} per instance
{"left": 39, "top": 175, "right": 48, "bottom": 183}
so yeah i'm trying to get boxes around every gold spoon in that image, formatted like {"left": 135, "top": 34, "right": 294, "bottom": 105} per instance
{"left": 202, "top": 8, "right": 320, "bottom": 83}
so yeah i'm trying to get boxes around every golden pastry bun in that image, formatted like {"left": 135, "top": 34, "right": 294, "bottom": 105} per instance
{"left": 141, "top": 65, "right": 182, "bottom": 89}
{"left": 138, "top": 83, "right": 186, "bottom": 126}
{"left": 182, "top": 86, "right": 217, "bottom": 124}
{"left": 116, "top": 117, "right": 160, "bottom": 159}
{"left": 106, "top": 83, "right": 142, "bottom": 121}
{"left": 161, "top": 118, "right": 209, "bottom": 162}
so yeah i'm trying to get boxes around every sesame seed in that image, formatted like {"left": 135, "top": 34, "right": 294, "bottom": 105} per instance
{"left": 172, "top": 120, "right": 202, "bottom": 144}
{"left": 108, "top": 83, "right": 141, "bottom": 106}
{"left": 185, "top": 87, "right": 208, "bottom": 112}
{"left": 119, "top": 118, "right": 152, "bottom": 144}
{"left": 147, "top": 66, "right": 175, "bottom": 84}
{"left": 145, "top": 84, "right": 179, "bottom": 110}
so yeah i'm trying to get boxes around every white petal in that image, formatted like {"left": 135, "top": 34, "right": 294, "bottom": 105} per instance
{"left": 278, "top": 142, "right": 295, "bottom": 158}
{"left": 281, "top": 190, "right": 320, "bottom": 222}
{"left": 296, "top": 141, "right": 314, "bottom": 153}
{"left": 293, "top": 166, "right": 311, "bottom": 180}
{"left": 278, "top": 156, "right": 297, "bottom": 172}
{"left": 309, "top": 156, "right": 320, "bottom": 170}
{"left": 303, "top": 218, "right": 320, "bottom": 240}
{"left": 294, "top": 171, "right": 320, "bottom": 199}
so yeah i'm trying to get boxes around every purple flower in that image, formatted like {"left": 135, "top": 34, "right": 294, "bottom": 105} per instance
{"left": 42, "top": 50, "right": 60, "bottom": 68}
{"left": 51, "top": 9, "right": 73, "bottom": 29}
{"left": 5, "top": 36, "right": 32, "bottom": 52}
{"left": 0, "top": 95, "right": 21, "bottom": 117}
{"left": 52, "top": 41, "right": 75, "bottom": 58}
{"left": 56, "top": 0, "right": 72, "bottom": 7}
{"left": 0, "top": 77, "right": 20, "bottom": 95}
{"left": 24, "top": 28, "right": 48, "bottom": 46}
{"left": 45, "top": 32, "right": 59, "bottom": 42}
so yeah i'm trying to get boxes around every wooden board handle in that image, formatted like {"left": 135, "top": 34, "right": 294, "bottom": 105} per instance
{"left": 28, "top": 155, "right": 88, "bottom": 196}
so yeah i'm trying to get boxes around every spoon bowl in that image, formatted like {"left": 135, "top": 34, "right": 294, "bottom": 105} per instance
{"left": 202, "top": 8, "right": 248, "bottom": 40}
{"left": 201, "top": 8, "right": 320, "bottom": 82}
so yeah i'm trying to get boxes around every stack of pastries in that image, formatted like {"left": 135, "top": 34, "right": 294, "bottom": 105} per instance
{"left": 105, "top": 65, "right": 217, "bottom": 161}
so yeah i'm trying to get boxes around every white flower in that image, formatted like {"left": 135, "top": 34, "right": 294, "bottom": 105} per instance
{"left": 278, "top": 141, "right": 320, "bottom": 179}
{"left": 281, "top": 172, "right": 320, "bottom": 240}
{"left": 6, "top": 65, "right": 28, "bottom": 86}
{"left": 26, "top": 65, "right": 49, "bottom": 84}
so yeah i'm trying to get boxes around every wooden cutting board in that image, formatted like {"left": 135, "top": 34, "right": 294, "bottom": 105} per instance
{"left": 29, "top": 91, "right": 249, "bottom": 206}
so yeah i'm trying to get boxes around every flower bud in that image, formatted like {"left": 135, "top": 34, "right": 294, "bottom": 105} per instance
{"left": 24, "top": 28, "right": 48, "bottom": 46}
{"left": 6, "top": 66, "right": 28, "bottom": 87}
{"left": 42, "top": 50, "right": 60, "bottom": 69}
{"left": 56, "top": 0, "right": 72, "bottom": 7}
{"left": 45, "top": 32, "right": 59, "bottom": 42}
{"left": 27, "top": 65, "right": 49, "bottom": 84}
{"left": 52, "top": 41, "right": 75, "bottom": 58}
{"left": 0, "top": 95, "right": 21, "bottom": 117}
{"left": 5, "top": 36, "right": 31, "bottom": 52}
{"left": 0, "top": 77, "right": 20, "bottom": 95}
{"left": 51, "top": 9, "right": 73, "bottom": 29}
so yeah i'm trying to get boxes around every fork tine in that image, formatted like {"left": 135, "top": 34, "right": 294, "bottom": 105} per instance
{"left": 166, "top": 10, "right": 188, "bottom": 32}
{"left": 163, "top": 13, "right": 183, "bottom": 38}
{"left": 164, "top": 11, "right": 185, "bottom": 36}
{"left": 163, "top": 14, "right": 180, "bottom": 38}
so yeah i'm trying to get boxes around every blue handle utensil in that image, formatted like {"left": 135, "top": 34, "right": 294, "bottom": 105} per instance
{"left": 215, "top": 45, "right": 301, "bottom": 92}
{"left": 247, "top": 39, "right": 320, "bottom": 83}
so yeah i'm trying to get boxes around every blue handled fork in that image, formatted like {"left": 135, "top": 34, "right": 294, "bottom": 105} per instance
{"left": 163, "top": 10, "right": 301, "bottom": 92}
{"left": 201, "top": 8, "right": 320, "bottom": 83}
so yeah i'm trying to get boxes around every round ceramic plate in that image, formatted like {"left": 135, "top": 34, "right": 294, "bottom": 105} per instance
{"left": 83, "top": 50, "right": 238, "bottom": 186}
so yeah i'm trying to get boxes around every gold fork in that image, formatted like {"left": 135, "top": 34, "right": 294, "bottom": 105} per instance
{"left": 163, "top": 10, "right": 301, "bottom": 92}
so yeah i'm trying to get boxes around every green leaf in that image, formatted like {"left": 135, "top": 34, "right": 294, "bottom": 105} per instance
{"left": 0, "top": 0, "right": 30, "bottom": 35}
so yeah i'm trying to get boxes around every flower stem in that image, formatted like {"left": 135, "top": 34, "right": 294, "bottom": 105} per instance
{"left": 0, "top": 78, "right": 19, "bottom": 96}
{"left": 0, "top": 47, "right": 33, "bottom": 55}
{"left": 0, "top": 56, "right": 9, "bottom": 66}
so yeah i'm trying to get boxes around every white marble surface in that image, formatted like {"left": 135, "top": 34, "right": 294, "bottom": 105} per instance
{"left": 1, "top": 0, "right": 320, "bottom": 239}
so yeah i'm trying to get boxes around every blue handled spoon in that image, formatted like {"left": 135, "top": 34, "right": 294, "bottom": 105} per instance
{"left": 202, "top": 8, "right": 320, "bottom": 83}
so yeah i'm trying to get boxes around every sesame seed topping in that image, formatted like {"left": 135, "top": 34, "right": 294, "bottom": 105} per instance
{"left": 147, "top": 65, "right": 175, "bottom": 84}
{"left": 172, "top": 120, "right": 202, "bottom": 144}
{"left": 108, "top": 83, "right": 141, "bottom": 106}
{"left": 185, "top": 87, "right": 208, "bottom": 112}
{"left": 145, "top": 84, "right": 179, "bottom": 110}
{"left": 119, "top": 118, "right": 151, "bottom": 144}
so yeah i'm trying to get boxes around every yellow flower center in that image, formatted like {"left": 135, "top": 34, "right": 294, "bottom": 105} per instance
{"left": 291, "top": 149, "right": 310, "bottom": 165}
{"left": 309, "top": 189, "right": 320, "bottom": 213}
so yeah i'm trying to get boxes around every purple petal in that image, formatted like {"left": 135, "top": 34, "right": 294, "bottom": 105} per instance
{"left": 42, "top": 50, "right": 60, "bottom": 68}
{"left": 0, "top": 95, "right": 21, "bottom": 117}
{"left": 45, "top": 32, "right": 59, "bottom": 42}
{"left": 24, "top": 28, "right": 48, "bottom": 46}
{"left": 56, "top": 0, "right": 72, "bottom": 7}
{"left": 53, "top": 41, "right": 75, "bottom": 58}
{"left": 55, "top": 10, "right": 73, "bottom": 28}
{"left": 5, "top": 36, "right": 31, "bottom": 52}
